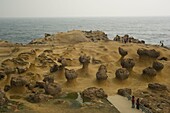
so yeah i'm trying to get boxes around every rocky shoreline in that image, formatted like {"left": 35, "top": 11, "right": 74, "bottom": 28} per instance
{"left": 0, "top": 30, "right": 170, "bottom": 113}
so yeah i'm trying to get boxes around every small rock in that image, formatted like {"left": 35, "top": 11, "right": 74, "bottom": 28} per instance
{"left": 152, "top": 61, "right": 164, "bottom": 71}
{"left": 121, "top": 58, "right": 135, "bottom": 71}
{"left": 142, "top": 67, "right": 157, "bottom": 77}
{"left": 117, "top": 88, "right": 132, "bottom": 96}
{"left": 148, "top": 83, "right": 167, "bottom": 91}
{"left": 118, "top": 47, "right": 128, "bottom": 57}
{"left": 115, "top": 68, "right": 129, "bottom": 80}
{"left": 44, "top": 83, "right": 62, "bottom": 96}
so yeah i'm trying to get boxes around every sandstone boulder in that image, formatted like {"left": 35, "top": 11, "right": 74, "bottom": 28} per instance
{"left": 148, "top": 83, "right": 167, "bottom": 91}
{"left": 10, "top": 77, "right": 27, "bottom": 87}
{"left": 115, "top": 68, "right": 129, "bottom": 80}
{"left": 121, "top": 58, "right": 135, "bottom": 71}
{"left": 79, "top": 54, "right": 91, "bottom": 69}
{"left": 81, "top": 87, "right": 107, "bottom": 102}
{"left": 118, "top": 47, "right": 128, "bottom": 57}
{"left": 117, "top": 88, "right": 132, "bottom": 96}
{"left": 142, "top": 67, "right": 157, "bottom": 77}
{"left": 65, "top": 69, "right": 77, "bottom": 81}
{"left": 152, "top": 61, "right": 164, "bottom": 71}
{"left": 44, "top": 83, "right": 62, "bottom": 96}
{"left": 16, "top": 67, "right": 28, "bottom": 74}
{"left": 137, "top": 48, "right": 160, "bottom": 58}
{"left": 4, "top": 85, "right": 11, "bottom": 92}
{"left": 96, "top": 65, "right": 108, "bottom": 81}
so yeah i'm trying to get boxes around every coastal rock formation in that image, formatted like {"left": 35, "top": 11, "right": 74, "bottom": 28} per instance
{"left": 16, "top": 67, "right": 28, "bottom": 74}
{"left": 148, "top": 83, "right": 167, "bottom": 91}
{"left": 0, "top": 90, "right": 8, "bottom": 106}
{"left": 134, "top": 84, "right": 170, "bottom": 113}
{"left": 120, "top": 58, "right": 135, "bottom": 71}
{"left": 65, "top": 69, "right": 77, "bottom": 82}
{"left": 83, "top": 30, "right": 109, "bottom": 41}
{"left": 142, "top": 67, "right": 157, "bottom": 77}
{"left": 44, "top": 83, "right": 62, "bottom": 96}
{"left": 152, "top": 61, "right": 164, "bottom": 71}
{"left": 118, "top": 47, "right": 128, "bottom": 57}
{"left": 79, "top": 54, "right": 91, "bottom": 69}
{"left": 115, "top": 68, "right": 129, "bottom": 80}
{"left": 58, "top": 57, "right": 67, "bottom": 67}
{"left": 96, "top": 65, "right": 108, "bottom": 81}
{"left": 137, "top": 48, "right": 160, "bottom": 58}
{"left": 114, "top": 35, "right": 145, "bottom": 44}
{"left": 4, "top": 85, "right": 11, "bottom": 92}
{"left": 10, "top": 77, "right": 27, "bottom": 87}
{"left": 81, "top": 87, "right": 107, "bottom": 102}
{"left": 117, "top": 88, "right": 132, "bottom": 96}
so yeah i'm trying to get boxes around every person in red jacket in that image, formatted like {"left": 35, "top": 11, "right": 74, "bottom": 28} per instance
{"left": 131, "top": 96, "right": 135, "bottom": 108}
{"left": 136, "top": 98, "right": 140, "bottom": 110}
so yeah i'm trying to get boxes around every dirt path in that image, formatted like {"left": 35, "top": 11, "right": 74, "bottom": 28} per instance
{"left": 107, "top": 95, "right": 144, "bottom": 113}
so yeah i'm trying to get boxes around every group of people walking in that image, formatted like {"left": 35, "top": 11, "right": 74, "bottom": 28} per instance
{"left": 131, "top": 96, "right": 140, "bottom": 110}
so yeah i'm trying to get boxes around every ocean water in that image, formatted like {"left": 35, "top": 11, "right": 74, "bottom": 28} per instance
{"left": 0, "top": 17, "right": 170, "bottom": 46}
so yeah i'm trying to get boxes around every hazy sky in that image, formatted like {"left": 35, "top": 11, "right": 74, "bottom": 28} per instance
{"left": 1, "top": 0, "right": 170, "bottom": 17}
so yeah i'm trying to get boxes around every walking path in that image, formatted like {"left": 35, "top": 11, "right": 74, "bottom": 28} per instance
{"left": 108, "top": 95, "right": 144, "bottom": 113}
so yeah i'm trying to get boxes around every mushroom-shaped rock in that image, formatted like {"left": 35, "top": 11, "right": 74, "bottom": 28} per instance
{"left": 121, "top": 58, "right": 135, "bottom": 71}
{"left": 10, "top": 77, "right": 27, "bottom": 87}
{"left": 44, "top": 83, "right": 62, "bottom": 96}
{"left": 65, "top": 69, "right": 77, "bottom": 82}
{"left": 0, "top": 90, "right": 8, "bottom": 106}
{"left": 137, "top": 48, "right": 160, "bottom": 58}
{"left": 81, "top": 87, "right": 107, "bottom": 102}
{"left": 115, "top": 68, "right": 129, "bottom": 80}
{"left": 142, "top": 67, "right": 157, "bottom": 77}
{"left": 79, "top": 55, "right": 91, "bottom": 69}
{"left": 117, "top": 88, "right": 132, "bottom": 97}
{"left": 50, "top": 64, "right": 59, "bottom": 73}
{"left": 96, "top": 65, "right": 108, "bottom": 81}
{"left": 118, "top": 47, "right": 128, "bottom": 57}
{"left": 148, "top": 83, "right": 167, "bottom": 91}
{"left": 43, "top": 76, "right": 54, "bottom": 83}
{"left": 152, "top": 61, "right": 164, "bottom": 71}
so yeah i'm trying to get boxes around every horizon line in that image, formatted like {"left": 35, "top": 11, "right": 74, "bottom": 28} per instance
{"left": 0, "top": 15, "right": 170, "bottom": 18}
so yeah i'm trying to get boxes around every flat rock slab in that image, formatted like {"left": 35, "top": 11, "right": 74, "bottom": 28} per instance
{"left": 107, "top": 95, "right": 143, "bottom": 113}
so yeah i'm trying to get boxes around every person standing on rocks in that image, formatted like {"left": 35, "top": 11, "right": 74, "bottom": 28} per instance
{"left": 131, "top": 96, "right": 135, "bottom": 108}
{"left": 136, "top": 98, "right": 140, "bottom": 110}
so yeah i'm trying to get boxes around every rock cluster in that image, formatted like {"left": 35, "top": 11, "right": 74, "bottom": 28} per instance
{"left": 115, "top": 68, "right": 129, "bottom": 80}
{"left": 114, "top": 35, "right": 145, "bottom": 44}
{"left": 96, "top": 65, "right": 108, "bottom": 81}
{"left": 81, "top": 87, "right": 107, "bottom": 102}
{"left": 10, "top": 77, "right": 27, "bottom": 87}
{"left": 83, "top": 30, "right": 109, "bottom": 42}
{"left": 134, "top": 83, "right": 170, "bottom": 113}
{"left": 137, "top": 48, "right": 160, "bottom": 58}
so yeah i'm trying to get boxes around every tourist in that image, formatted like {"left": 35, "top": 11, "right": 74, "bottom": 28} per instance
{"left": 136, "top": 98, "right": 140, "bottom": 110}
{"left": 131, "top": 96, "right": 135, "bottom": 108}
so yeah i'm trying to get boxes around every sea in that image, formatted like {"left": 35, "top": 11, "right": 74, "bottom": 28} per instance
{"left": 0, "top": 17, "right": 170, "bottom": 47}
